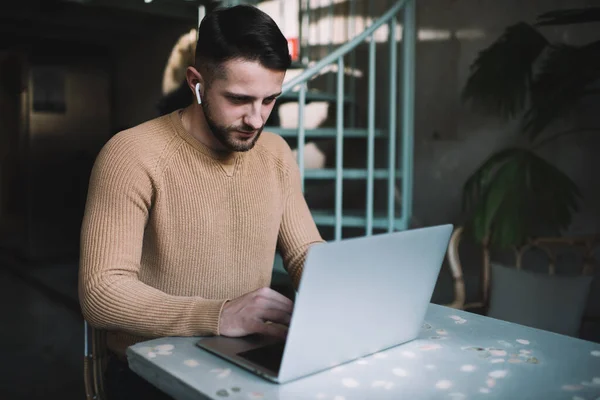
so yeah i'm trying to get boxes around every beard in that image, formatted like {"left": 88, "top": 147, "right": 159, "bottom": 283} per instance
{"left": 201, "top": 99, "right": 263, "bottom": 152}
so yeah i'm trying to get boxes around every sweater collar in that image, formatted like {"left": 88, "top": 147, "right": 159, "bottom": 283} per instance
{"left": 169, "top": 109, "right": 241, "bottom": 166}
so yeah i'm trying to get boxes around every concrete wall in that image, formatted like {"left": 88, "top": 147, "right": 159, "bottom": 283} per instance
{"left": 408, "top": 0, "right": 599, "bottom": 236}
{"left": 396, "top": 1, "right": 600, "bottom": 326}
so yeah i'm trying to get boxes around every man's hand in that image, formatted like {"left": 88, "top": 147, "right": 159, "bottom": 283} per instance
{"left": 219, "top": 287, "right": 293, "bottom": 339}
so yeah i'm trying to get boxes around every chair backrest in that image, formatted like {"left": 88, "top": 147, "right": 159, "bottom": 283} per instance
{"left": 84, "top": 320, "right": 108, "bottom": 400}
{"left": 446, "top": 226, "right": 599, "bottom": 310}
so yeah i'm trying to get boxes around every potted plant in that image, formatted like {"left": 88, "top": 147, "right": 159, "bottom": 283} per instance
{"left": 460, "top": 7, "right": 600, "bottom": 248}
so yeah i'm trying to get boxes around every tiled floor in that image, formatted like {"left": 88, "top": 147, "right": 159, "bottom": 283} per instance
{"left": 1, "top": 258, "right": 83, "bottom": 400}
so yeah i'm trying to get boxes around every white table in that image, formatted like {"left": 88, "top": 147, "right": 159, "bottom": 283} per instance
{"left": 127, "top": 304, "right": 600, "bottom": 400}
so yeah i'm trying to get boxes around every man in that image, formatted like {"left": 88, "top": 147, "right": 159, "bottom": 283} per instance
{"left": 78, "top": 5, "right": 324, "bottom": 399}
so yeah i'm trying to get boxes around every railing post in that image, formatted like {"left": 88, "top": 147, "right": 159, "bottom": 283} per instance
{"left": 366, "top": 35, "right": 376, "bottom": 236}
{"left": 300, "top": 0, "right": 310, "bottom": 65}
{"left": 387, "top": 17, "right": 397, "bottom": 232}
{"left": 348, "top": 0, "right": 357, "bottom": 127}
{"left": 335, "top": 56, "right": 345, "bottom": 241}
{"left": 327, "top": 0, "right": 335, "bottom": 93}
{"left": 298, "top": 83, "right": 307, "bottom": 192}
{"left": 401, "top": 0, "right": 416, "bottom": 229}
{"left": 279, "top": 0, "right": 286, "bottom": 34}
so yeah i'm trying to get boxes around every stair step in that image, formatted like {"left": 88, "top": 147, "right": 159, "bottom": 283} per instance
{"left": 311, "top": 209, "right": 406, "bottom": 230}
{"left": 278, "top": 91, "right": 354, "bottom": 103}
{"left": 304, "top": 169, "right": 402, "bottom": 180}
{"left": 267, "top": 127, "right": 385, "bottom": 138}
{"left": 289, "top": 61, "right": 309, "bottom": 69}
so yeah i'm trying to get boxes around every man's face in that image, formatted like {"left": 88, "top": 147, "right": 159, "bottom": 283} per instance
{"left": 201, "top": 59, "right": 285, "bottom": 152}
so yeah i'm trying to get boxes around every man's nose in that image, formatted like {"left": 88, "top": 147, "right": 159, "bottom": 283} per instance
{"left": 243, "top": 104, "right": 263, "bottom": 130}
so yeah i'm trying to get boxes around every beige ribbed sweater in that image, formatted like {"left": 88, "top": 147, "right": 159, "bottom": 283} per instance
{"left": 79, "top": 110, "right": 324, "bottom": 355}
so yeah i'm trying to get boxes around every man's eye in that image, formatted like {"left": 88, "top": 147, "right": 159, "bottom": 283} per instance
{"left": 263, "top": 98, "right": 276, "bottom": 105}
{"left": 229, "top": 97, "right": 246, "bottom": 104}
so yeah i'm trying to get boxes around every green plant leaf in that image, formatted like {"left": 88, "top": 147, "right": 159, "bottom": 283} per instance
{"left": 526, "top": 153, "right": 581, "bottom": 232}
{"left": 462, "top": 148, "right": 519, "bottom": 213}
{"left": 524, "top": 41, "right": 600, "bottom": 141}
{"left": 462, "top": 148, "right": 581, "bottom": 247}
{"left": 536, "top": 7, "right": 600, "bottom": 26}
{"left": 478, "top": 152, "right": 526, "bottom": 247}
{"left": 461, "top": 22, "right": 548, "bottom": 119}
{"left": 462, "top": 148, "right": 524, "bottom": 243}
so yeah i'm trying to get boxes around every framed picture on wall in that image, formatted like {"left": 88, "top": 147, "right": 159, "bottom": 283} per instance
{"left": 31, "top": 65, "right": 66, "bottom": 113}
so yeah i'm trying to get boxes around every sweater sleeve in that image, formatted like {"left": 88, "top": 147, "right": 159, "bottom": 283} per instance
{"left": 277, "top": 141, "right": 326, "bottom": 290}
{"left": 78, "top": 136, "right": 227, "bottom": 338}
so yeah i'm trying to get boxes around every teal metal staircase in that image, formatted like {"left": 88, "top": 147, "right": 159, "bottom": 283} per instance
{"left": 214, "top": 0, "right": 416, "bottom": 242}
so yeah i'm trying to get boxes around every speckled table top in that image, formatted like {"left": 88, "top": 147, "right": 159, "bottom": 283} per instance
{"left": 127, "top": 304, "right": 600, "bottom": 400}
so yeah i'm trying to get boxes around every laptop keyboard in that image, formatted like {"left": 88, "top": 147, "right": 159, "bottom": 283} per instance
{"left": 237, "top": 342, "right": 286, "bottom": 374}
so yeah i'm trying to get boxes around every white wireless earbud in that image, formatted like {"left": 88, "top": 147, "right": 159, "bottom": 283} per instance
{"left": 195, "top": 82, "right": 202, "bottom": 105}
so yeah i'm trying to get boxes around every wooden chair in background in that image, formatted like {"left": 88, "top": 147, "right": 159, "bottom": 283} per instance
{"left": 84, "top": 320, "right": 108, "bottom": 400}
{"left": 445, "top": 226, "right": 599, "bottom": 311}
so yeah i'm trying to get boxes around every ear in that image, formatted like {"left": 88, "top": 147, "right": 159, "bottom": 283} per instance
{"left": 185, "top": 66, "right": 204, "bottom": 103}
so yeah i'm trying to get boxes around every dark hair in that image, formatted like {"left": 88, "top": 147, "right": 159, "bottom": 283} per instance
{"left": 195, "top": 5, "right": 291, "bottom": 81}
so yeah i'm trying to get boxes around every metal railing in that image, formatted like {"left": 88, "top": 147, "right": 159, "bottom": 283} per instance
{"left": 282, "top": 0, "right": 415, "bottom": 240}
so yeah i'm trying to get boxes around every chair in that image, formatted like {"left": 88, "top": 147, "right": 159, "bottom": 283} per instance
{"left": 84, "top": 320, "right": 108, "bottom": 400}
{"left": 445, "top": 226, "right": 599, "bottom": 336}
{"left": 444, "top": 226, "right": 486, "bottom": 310}
{"left": 446, "top": 226, "right": 598, "bottom": 309}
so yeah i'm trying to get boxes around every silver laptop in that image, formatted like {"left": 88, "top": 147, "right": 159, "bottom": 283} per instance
{"left": 196, "top": 224, "right": 453, "bottom": 384}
